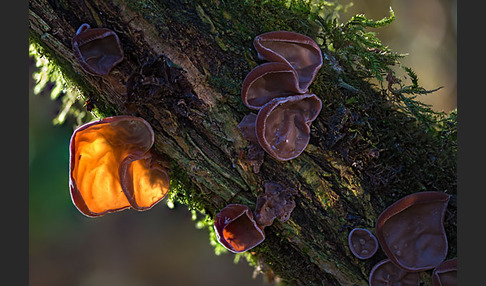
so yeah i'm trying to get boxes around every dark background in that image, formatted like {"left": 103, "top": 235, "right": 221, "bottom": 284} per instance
{"left": 29, "top": 1, "right": 457, "bottom": 285}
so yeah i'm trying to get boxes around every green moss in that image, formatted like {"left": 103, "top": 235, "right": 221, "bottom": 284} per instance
{"left": 29, "top": 30, "right": 121, "bottom": 126}
{"left": 29, "top": 39, "right": 94, "bottom": 126}
{"left": 30, "top": 0, "right": 456, "bottom": 282}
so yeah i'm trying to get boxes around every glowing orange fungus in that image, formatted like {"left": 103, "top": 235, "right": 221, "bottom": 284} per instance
{"left": 69, "top": 115, "right": 170, "bottom": 217}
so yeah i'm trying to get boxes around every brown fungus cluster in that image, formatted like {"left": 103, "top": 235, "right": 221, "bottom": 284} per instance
{"left": 347, "top": 191, "right": 456, "bottom": 285}
{"left": 67, "top": 23, "right": 456, "bottom": 285}
{"left": 238, "top": 31, "right": 323, "bottom": 162}
{"left": 213, "top": 182, "right": 297, "bottom": 253}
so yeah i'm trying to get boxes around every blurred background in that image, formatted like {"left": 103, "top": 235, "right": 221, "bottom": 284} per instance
{"left": 29, "top": 1, "right": 456, "bottom": 285}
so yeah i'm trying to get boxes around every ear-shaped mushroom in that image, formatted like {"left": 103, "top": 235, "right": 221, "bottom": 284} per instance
{"left": 375, "top": 192, "right": 450, "bottom": 272}
{"left": 69, "top": 115, "right": 170, "bottom": 217}
{"left": 72, "top": 23, "right": 124, "bottom": 76}
{"left": 214, "top": 204, "right": 265, "bottom": 253}
{"left": 254, "top": 182, "right": 297, "bottom": 227}
{"left": 432, "top": 258, "right": 457, "bottom": 286}
{"left": 369, "top": 259, "right": 420, "bottom": 286}
{"left": 348, "top": 228, "right": 379, "bottom": 260}
{"left": 254, "top": 31, "right": 323, "bottom": 91}
{"left": 255, "top": 93, "right": 322, "bottom": 161}
{"left": 119, "top": 150, "right": 171, "bottom": 211}
{"left": 241, "top": 62, "right": 302, "bottom": 110}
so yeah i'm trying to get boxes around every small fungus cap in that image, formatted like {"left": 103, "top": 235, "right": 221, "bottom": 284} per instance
{"left": 255, "top": 93, "right": 322, "bottom": 161}
{"left": 69, "top": 115, "right": 170, "bottom": 217}
{"left": 348, "top": 228, "right": 379, "bottom": 260}
{"left": 432, "top": 258, "right": 457, "bottom": 286}
{"left": 375, "top": 191, "right": 450, "bottom": 271}
{"left": 369, "top": 259, "right": 420, "bottom": 286}
{"left": 214, "top": 204, "right": 265, "bottom": 253}
{"left": 72, "top": 23, "right": 124, "bottom": 76}
{"left": 241, "top": 62, "right": 302, "bottom": 110}
{"left": 253, "top": 31, "right": 323, "bottom": 91}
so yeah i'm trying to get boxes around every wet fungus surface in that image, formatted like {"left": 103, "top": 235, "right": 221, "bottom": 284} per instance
{"left": 432, "top": 258, "right": 457, "bottom": 286}
{"left": 369, "top": 259, "right": 420, "bottom": 286}
{"left": 348, "top": 228, "right": 378, "bottom": 260}
{"left": 69, "top": 115, "right": 170, "bottom": 217}
{"left": 255, "top": 93, "right": 322, "bottom": 161}
{"left": 241, "top": 62, "right": 302, "bottom": 110}
{"left": 375, "top": 191, "right": 450, "bottom": 272}
{"left": 253, "top": 31, "right": 323, "bottom": 91}
{"left": 72, "top": 23, "right": 124, "bottom": 76}
{"left": 213, "top": 204, "right": 265, "bottom": 253}
{"left": 238, "top": 31, "right": 323, "bottom": 162}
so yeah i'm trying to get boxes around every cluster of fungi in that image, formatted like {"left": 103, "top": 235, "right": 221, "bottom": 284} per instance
{"left": 68, "top": 24, "right": 456, "bottom": 285}
{"left": 237, "top": 31, "right": 323, "bottom": 162}
{"left": 214, "top": 31, "right": 324, "bottom": 252}
{"left": 347, "top": 192, "right": 456, "bottom": 285}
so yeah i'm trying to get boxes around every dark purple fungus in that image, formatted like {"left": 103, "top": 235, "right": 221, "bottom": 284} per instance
{"left": 213, "top": 204, "right": 265, "bottom": 253}
{"left": 237, "top": 113, "right": 259, "bottom": 144}
{"left": 241, "top": 62, "right": 302, "bottom": 110}
{"left": 255, "top": 93, "right": 322, "bottom": 161}
{"left": 432, "top": 258, "right": 457, "bottom": 286}
{"left": 375, "top": 192, "right": 450, "bottom": 271}
{"left": 348, "top": 228, "right": 378, "bottom": 259}
{"left": 253, "top": 31, "right": 323, "bottom": 92}
{"left": 369, "top": 259, "right": 420, "bottom": 286}
{"left": 237, "top": 113, "right": 265, "bottom": 173}
{"left": 254, "top": 182, "right": 298, "bottom": 227}
{"left": 72, "top": 23, "right": 124, "bottom": 76}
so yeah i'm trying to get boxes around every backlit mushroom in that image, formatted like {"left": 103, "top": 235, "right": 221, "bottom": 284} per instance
{"left": 369, "top": 259, "right": 420, "bottom": 286}
{"left": 69, "top": 115, "right": 170, "bottom": 217}
{"left": 375, "top": 191, "right": 450, "bottom": 271}
{"left": 213, "top": 204, "right": 265, "bottom": 253}
{"left": 255, "top": 93, "right": 322, "bottom": 161}
{"left": 253, "top": 31, "right": 323, "bottom": 91}
{"left": 348, "top": 228, "right": 379, "bottom": 260}
{"left": 72, "top": 23, "right": 124, "bottom": 76}
{"left": 241, "top": 62, "right": 302, "bottom": 110}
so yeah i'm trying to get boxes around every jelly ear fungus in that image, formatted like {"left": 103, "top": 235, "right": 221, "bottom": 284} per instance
{"left": 255, "top": 93, "right": 322, "bottom": 161}
{"left": 72, "top": 23, "right": 124, "bottom": 76}
{"left": 432, "top": 258, "right": 457, "bottom": 286}
{"left": 253, "top": 31, "right": 323, "bottom": 92}
{"left": 213, "top": 204, "right": 265, "bottom": 253}
{"left": 369, "top": 259, "right": 420, "bottom": 286}
{"left": 69, "top": 115, "right": 170, "bottom": 217}
{"left": 241, "top": 62, "right": 302, "bottom": 110}
{"left": 253, "top": 182, "right": 298, "bottom": 227}
{"left": 375, "top": 191, "right": 450, "bottom": 272}
{"left": 347, "top": 228, "right": 379, "bottom": 260}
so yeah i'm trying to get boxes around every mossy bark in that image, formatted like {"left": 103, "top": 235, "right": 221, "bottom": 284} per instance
{"left": 29, "top": 0, "right": 457, "bottom": 285}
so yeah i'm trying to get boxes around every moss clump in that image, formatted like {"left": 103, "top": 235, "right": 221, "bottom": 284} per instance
{"left": 29, "top": 41, "right": 94, "bottom": 126}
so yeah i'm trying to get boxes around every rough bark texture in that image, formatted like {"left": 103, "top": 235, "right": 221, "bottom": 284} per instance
{"left": 29, "top": 0, "right": 457, "bottom": 285}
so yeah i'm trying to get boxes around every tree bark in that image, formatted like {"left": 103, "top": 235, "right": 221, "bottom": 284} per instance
{"left": 29, "top": 0, "right": 457, "bottom": 285}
